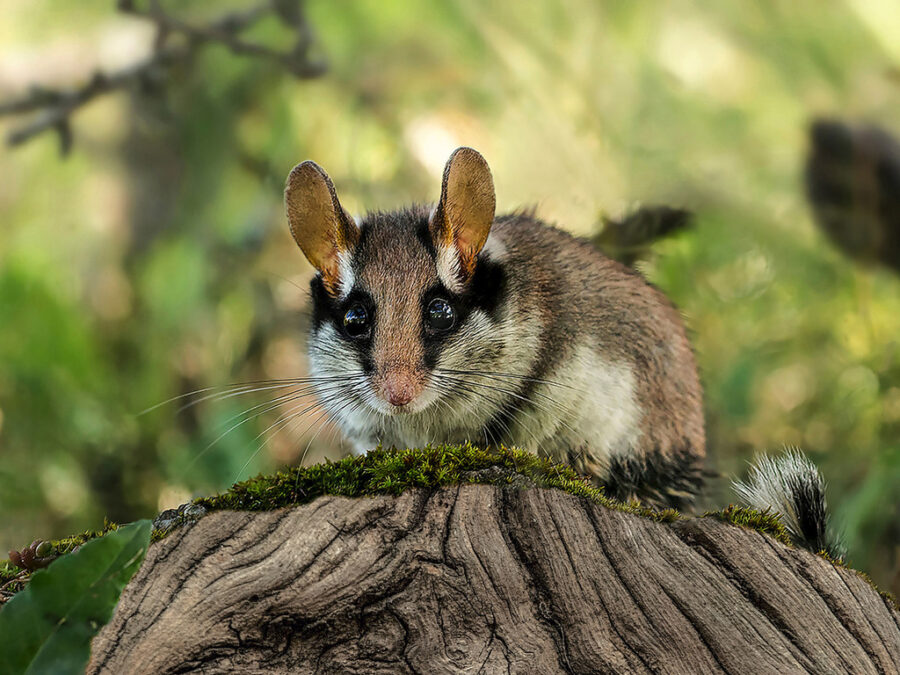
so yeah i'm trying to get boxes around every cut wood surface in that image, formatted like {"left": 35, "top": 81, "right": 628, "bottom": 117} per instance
{"left": 89, "top": 485, "right": 900, "bottom": 674}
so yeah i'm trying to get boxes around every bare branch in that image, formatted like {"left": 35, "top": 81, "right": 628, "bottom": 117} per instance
{"left": 0, "top": 0, "right": 326, "bottom": 152}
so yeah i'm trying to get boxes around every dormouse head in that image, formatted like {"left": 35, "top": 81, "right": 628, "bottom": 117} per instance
{"left": 285, "top": 147, "right": 503, "bottom": 417}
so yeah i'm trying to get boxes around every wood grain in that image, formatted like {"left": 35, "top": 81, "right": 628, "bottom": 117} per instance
{"left": 89, "top": 486, "right": 900, "bottom": 674}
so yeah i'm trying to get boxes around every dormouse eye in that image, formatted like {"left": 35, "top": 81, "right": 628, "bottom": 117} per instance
{"left": 427, "top": 298, "right": 455, "bottom": 331}
{"left": 343, "top": 304, "right": 369, "bottom": 337}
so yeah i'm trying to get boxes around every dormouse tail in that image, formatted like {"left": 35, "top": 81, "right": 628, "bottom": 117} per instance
{"left": 733, "top": 450, "right": 844, "bottom": 559}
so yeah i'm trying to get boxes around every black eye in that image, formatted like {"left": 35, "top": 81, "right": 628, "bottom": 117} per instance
{"left": 427, "top": 298, "right": 455, "bottom": 331}
{"left": 343, "top": 305, "right": 370, "bottom": 337}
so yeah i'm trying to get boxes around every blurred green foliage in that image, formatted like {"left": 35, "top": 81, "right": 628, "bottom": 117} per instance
{"left": 0, "top": 0, "right": 898, "bottom": 595}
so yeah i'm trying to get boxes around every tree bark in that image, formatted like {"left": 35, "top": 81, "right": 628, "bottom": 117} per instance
{"left": 89, "top": 485, "right": 900, "bottom": 674}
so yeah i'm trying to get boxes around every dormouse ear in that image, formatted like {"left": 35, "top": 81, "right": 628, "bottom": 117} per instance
{"left": 430, "top": 147, "right": 496, "bottom": 288}
{"left": 285, "top": 160, "right": 359, "bottom": 297}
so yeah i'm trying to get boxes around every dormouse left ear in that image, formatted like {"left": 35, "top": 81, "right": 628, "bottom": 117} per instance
{"left": 430, "top": 147, "right": 496, "bottom": 288}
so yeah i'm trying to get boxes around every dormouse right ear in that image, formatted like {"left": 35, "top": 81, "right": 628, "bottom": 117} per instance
{"left": 430, "top": 147, "right": 496, "bottom": 290}
{"left": 284, "top": 161, "right": 359, "bottom": 297}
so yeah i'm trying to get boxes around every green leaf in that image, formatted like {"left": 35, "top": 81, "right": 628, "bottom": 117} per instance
{"left": 0, "top": 520, "right": 152, "bottom": 675}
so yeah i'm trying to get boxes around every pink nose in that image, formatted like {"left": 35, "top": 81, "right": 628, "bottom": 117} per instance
{"left": 383, "top": 372, "right": 417, "bottom": 407}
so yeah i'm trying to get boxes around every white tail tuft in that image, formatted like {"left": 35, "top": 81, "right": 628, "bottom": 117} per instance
{"left": 733, "top": 449, "right": 843, "bottom": 558}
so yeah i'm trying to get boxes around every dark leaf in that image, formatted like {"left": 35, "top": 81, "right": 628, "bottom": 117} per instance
{"left": 0, "top": 520, "right": 151, "bottom": 675}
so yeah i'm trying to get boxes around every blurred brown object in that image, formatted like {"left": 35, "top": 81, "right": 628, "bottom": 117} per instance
{"left": 806, "top": 119, "right": 900, "bottom": 273}
{"left": 7, "top": 540, "right": 56, "bottom": 572}
{"left": 593, "top": 205, "right": 692, "bottom": 266}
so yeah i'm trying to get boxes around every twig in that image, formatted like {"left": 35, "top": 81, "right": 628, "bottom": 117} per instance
{"left": 123, "top": 0, "right": 323, "bottom": 77}
{"left": 1, "top": 50, "right": 185, "bottom": 150}
{"left": 0, "top": 570, "right": 31, "bottom": 606}
{"left": 0, "top": 0, "right": 326, "bottom": 153}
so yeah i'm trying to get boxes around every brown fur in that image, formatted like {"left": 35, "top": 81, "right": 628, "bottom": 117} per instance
{"left": 357, "top": 210, "right": 437, "bottom": 405}
{"left": 490, "top": 214, "right": 705, "bottom": 478}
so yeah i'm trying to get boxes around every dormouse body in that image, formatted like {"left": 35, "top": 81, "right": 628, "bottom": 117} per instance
{"left": 285, "top": 148, "right": 705, "bottom": 508}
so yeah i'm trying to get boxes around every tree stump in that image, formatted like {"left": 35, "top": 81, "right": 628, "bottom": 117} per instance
{"left": 88, "top": 485, "right": 900, "bottom": 674}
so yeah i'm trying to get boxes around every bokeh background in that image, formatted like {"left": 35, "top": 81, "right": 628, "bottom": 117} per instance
{"left": 1, "top": 0, "right": 898, "bottom": 594}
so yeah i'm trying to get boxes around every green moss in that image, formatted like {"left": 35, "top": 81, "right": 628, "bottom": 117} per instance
{"left": 0, "top": 561, "right": 23, "bottom": 584}
{"left": 1, "top": 521, "right": 119, "bottom": 604}
{"left": 197, "top": 443, "right": 580, "bottom": 509}
{"left": 46, "top": 521, "right": 121, "bottom": 555}
{"left": 2, "top": 521, "right": 119, "bottom": 567}
{"left": 5, "top": 446, "right": 894, "bottom": 610}
{"left": 195, "top": 443, "right": 680, "bottom": 525}
{"left": 703, "top": 504, "right": 793, "bottom": 548}
{"left": 0, "top": 564, "right": 28, "bottom": 603}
